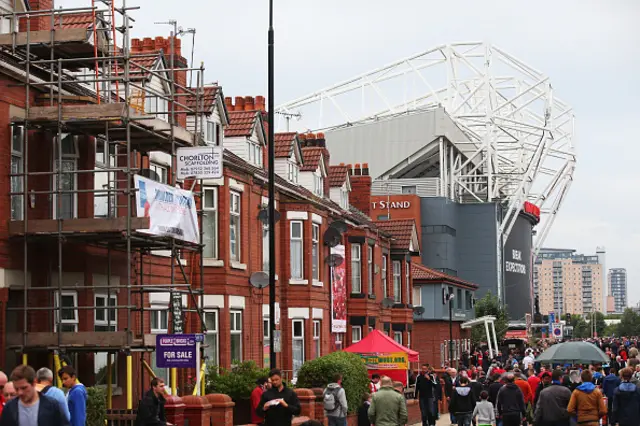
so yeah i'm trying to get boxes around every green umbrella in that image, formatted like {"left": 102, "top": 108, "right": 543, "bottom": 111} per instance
{"left": 536, "top": 341, "right": 609, "bottom": 364}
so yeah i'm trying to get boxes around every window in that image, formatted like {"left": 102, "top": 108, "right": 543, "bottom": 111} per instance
{"left": 382, "top": 255, "right": 388, "bottom": 298}
{"left": 407, "top": 332, "right": 411, "bottom": 348}
{"left": 394, "top": 332, "right": 402, "bottom": 344}
{"left": 203, "top": 188, "right": 218, "bottom": 259}
{"left": 465, "top": 291, "right": 473, "bottom": 310}
{"left": 150, "top": 310, "right": 169, "bottom": 333}
{"left": 312, "top": 224, "right": 320, "bottom": 281}
{"left": 313, "top": 320, "right": 321, "bottom": 358}
{"left": 150, "top": 161, "right": 168, "bottom": 184}
{"left": 406, "top": 263, "right": 411, "bottom": 304}
{"left": 413, "top": 286, "right": 422, "bottom": 307}
{"left": 145, "top": 96, "right": 168, "bottom": 121}
{"left": 393, "top": 261, "right": 402, "bottom": 303}
{"left": 340, "top": 188, "right": 349, "bottom": 210}
{"left": 290, "top": 221, "right": 304, "bottom": 279}
{"left": 313, "top": 174, "right": 323, "bottom": 196}
{"left": 262, "top": 224, "right": 270, "bottom": 272}
{"left": 94, "top": 352, "right": 117, "bottom": 388}
{"left": 54, "top": 292, "right": 78, "bottom": 332}
{"left": 292, "top": 319, "right": 305, "bottom": 377}
{"left": 457, "top": 288, "right": 462, "bottom": 309}
{"left": 205, "top": 121, "right": 220, "bottom": 145}
{"left": 424, "top": 225, "right": 457, "bottom": 237}
{"left": 0, "top": 16, "right": 15, "bottom": 34}
{"left": 204, "top": 311, "right": 219, "bottom": 367}
{"left": 352, "top": 326, "right": 362, "bottom": 343}
{"left": 53, "top": 134, "right": 78, "bottom": 220}
{"left": 287, "top": 162, "right": 299, "bottom": 183}
{"left": 94, "top": 139, "right": 117, "bottom": 218}
{"left": 401, "top": 185, "right": 417, "bottom": 194}
{"left": 263, "top": 317, "right": 270, "bottom": 367}
{"left": 351, "top": 245, "right": 362, "bottom": 293}
{"left": 95, "top": 294, "right": 117, "bottom": 332}
{"left": 368, "top": 245, "right": 374, "bottom": 296}
{"left": 229, "top": 192, "right": 241, "bottom": 262}
{"left": 230, "top": 311, "right": 243, "bottom": 363}
{"left": 11, "top": 126, "right": 23, "bottom": 221}
{"left": 248, "top": 142, "right": 262, "bottom": 166}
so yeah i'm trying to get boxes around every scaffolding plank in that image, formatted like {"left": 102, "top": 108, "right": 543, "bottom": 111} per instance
{"left": 27, "top": 103, "right": 128, "bottom": 122}
{"left": 6, "top": 331, "right": 132, "bottom": 349}
{"left": 0, "top": 28, "right": 108, "bottom": 61}
{"left": 0, "top": 28, "right": 91, "bottom": 46}
{"left": 8, "top": 217, "right": 150, "bottom": 236}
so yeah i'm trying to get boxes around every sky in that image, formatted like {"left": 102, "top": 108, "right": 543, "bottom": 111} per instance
{"left": 59, "top": 0, "right": 640, "bottom": 304}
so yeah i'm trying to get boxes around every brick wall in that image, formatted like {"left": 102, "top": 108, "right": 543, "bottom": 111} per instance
{"left": 412, "top": 321, "right": 471, "bottom": 367}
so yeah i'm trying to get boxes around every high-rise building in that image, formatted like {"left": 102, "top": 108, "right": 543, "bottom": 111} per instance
{"left": 609, "top": 268, "right": 628, "bottom": 313}
{"left": 534, "top": 248, "right": 604, "bottom": 316}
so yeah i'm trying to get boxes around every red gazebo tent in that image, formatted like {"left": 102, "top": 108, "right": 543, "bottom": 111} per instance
{"left": 344, "top": 330, "right": 419, "bottom": 386}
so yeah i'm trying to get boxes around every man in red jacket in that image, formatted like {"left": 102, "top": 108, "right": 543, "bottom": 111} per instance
{"left": 251, "top": 377, "right": 271, "bottom": 426}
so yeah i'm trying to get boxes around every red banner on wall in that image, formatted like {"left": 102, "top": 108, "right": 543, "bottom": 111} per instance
{"left": 331, "top": 245, "right": 347, "bottom": 333}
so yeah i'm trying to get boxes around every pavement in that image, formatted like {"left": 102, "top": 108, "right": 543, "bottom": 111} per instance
{"left": 410, "top": 416, "right": 455, "bottom": 426}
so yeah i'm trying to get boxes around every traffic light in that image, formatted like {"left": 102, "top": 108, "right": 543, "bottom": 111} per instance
{"left": 566, "top": 313, "right": 572, "bottom": 324}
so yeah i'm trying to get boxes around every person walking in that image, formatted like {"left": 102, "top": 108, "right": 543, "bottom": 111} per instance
{"left": 415, "top": 365, "right": 441, "bottom": 426}
{"left": 3, "top": 382, "right": 16, "bottom": 402}
{"left": 496, "top": 374, "right": 525, "bottom": 426}
{"left": 135, "top": 377, "right": 172, "bottom": 426}
{"left": 323, "top": 373, "right": 348, "bottom": 426}
{"left": 602, "top": 367, "right": 620, "bottom": 425}
{"left": 36, "top": 368, "right": 70, "bottom": 422}
{"left": 533, "top": 369, "right": 572, "bottom": 426}
{"left": 58, "top": 366, "right": 86, "bottom": 426}
{"left": 0, "top": 365, "right": 69, "bottom": 426}
{"left": 368, "top": 376, "right": 408, "bottom": 426}
{"left": 251, "top": 377, "right": 270, "bottom": 426}
{"left": 357, "top": 393, "right": 372, "bottom": 426}
{"left": 567, "top": 370, "right": 607, "bottom": 426}
{"left": 369, "top": 374, "right": 381, "bottom": 394}
{"left": 611, "top": 367, "right": 640, "bottom": 426}
{"left": 473, "top": 391, "right": 495, "bottom": 426}
{"left": 449, "top": 377, "right": 476, "bottom": 426}
{"left": 256, "top": 369, "right": 301, "bottom": 426}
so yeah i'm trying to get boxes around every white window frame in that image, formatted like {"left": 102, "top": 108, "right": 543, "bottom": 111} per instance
{"left": 351, "top": 244, "right": 362, "bottom": 293}
{"left": 313, "top": 173, "right": 323, "bottom": 196}
{"left": 394, "top": 331, "right": 403, "bottom": 345}
{"left": 52, "top": 134, "right": 79, "bottom": 220}
{"left": 393, "top": 261, "right": 402, "bottom": 303}
{"left": 413, "top": 286, "right": 422, "bottom": 307}
{"left": 312, "top": 224, "right": 320, "bottom": 282}
{"left": 203, "top": 187, "right": 218, "bottom": 259}
{"left": 313, "top": 320, "right": 321, "bottom": 358}
{"left": 54, "top": 291, "right": 78, "bottom": 332}
{"left": 229, "top": 191, "right": 241, "bottom": 262}
{"left": 230, "top": 310, "right": 243, "bottom": 363}
{"left": 290, "top": 221, "right": 304, "bottom": 279}
{"left": 204, "top": 310, "right": 219, "bottom": 367}
{"left": 94, "top": 294, "right": 117, "bottom": 331}
{"left": 340, "top": 187, "right": 349, "bottom": 210}
{"left": 407, "top": 331, "right": 411, "bottom": 348}
{"left": 352, "top": 325, "right": 362, "bottom": 343}
{"left": 406, "top": 262, "right": 411, "bottom": 304}
{"left": 149, "top": 304, "right": 169, "bottom": 385}
{"left": 150, "top": 161, "right": 168, "bottom": 184}
{"left": 288, "top": 162, "right": 299, "bottom": 183}
{"left": 11, "top": 125, "right": 24, "bottom": 221}
{"left": 205, "top": 120, "right": 220, "bottom": 145}
{"left": 292, "top": 319, "right": 305, "bottom": 377}
{"left": 94, "top": 138, "right": 117, "bottom": 219}
{"left": 368, "top": 245, "right": 374, "bottom": 295}
{"left": 382, "top": 255, "right": 388, "bottom": 299}
{"left": 262, "top": 223, "right": 270, "bottom": 272}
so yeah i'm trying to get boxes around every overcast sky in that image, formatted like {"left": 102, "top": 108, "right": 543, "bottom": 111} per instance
{"left": 61, "top": 0, "right": 640, "bottom": 305}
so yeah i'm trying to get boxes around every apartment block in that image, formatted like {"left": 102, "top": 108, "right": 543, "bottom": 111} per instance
{"left": 608, "top": 268, "right": 628, "bottom": 313}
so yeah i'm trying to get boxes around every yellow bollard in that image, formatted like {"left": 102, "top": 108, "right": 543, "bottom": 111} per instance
{"left": 54, "top": 354, "right": 62, "bottom": 388}
{"left": 126, "top": 354, "right": 133, "bottom": 410}
{"left": 171, "top": 368, "right": 177, "bottom": 396}
{"left": 106, "top": 353, "right": 113, "bottom": 410}
{"left": 22, "top": 353, "right": 27, "bottom": 366}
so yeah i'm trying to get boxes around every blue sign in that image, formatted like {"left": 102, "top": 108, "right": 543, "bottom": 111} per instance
{"left": 548, "top": 311, "right": 555, "bottom": 331}
{"left": 156, "top": 334, "right": 198, "bottom": 368}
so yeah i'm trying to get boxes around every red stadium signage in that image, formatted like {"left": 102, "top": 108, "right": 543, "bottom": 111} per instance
{"left": 523, "top": 201, "right": 540, "bottom": 221}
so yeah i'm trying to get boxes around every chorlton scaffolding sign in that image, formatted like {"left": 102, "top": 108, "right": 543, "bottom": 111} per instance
{"left": 177, "top": 146, "right": 223, "bottom": 180}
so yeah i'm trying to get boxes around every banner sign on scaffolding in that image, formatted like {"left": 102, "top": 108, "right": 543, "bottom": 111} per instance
{"left": 176, "top": 146, "right": 223, "bottom": 180}
{"left": 134, "top": 175, "right": 199, "bottom": 243}
{"left": 331, "top": 244, "right": 347, "bottom": 333}
{"left": 358, "top": 352, "right": 408, "bottom": 370}
{"left": 156, "top": 334, "right": 200, "bottom": 368}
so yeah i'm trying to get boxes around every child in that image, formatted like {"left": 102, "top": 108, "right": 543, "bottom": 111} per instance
{"left": 357, "top": 392, "right": 371, "bottom": 426}
{"left": 473, "top": 390, "right": 496, "bottom": 426}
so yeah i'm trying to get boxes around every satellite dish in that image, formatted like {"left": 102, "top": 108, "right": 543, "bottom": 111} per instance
{"left": 382, "top": 298, "right": 395, "bottom": 308}
{"left": 139, "top": 168, "right": 161, "bottom": 182}
{"left": 329, "top": 220, "right": 348, "bottom": 234}
{"left": 323, "top": 227, "right": 342, "bottom": 248}
{"left": 413, "top": 306, "right": 425, "bottom": 315}
{"left": 249, "top": 272, "right": 269, "bottom": 289}
{"left": 257, "top": 208, "right": 281, "bottom": 225}
{"left": 324, "top": 253, "right": 344, "bottom": 267}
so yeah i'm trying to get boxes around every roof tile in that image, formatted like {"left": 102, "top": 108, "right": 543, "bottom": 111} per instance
{"left": 185, "top": 86, "right": 219, "bottom": 113}
{"left": 274, "top": 132, "right": 296, "bottom": 158}
{"left": 56, "top": 13, "right": 95, "bottom": 29}
{"left": 328, "top": 165, "right": 348, "bottom": 187}
{"left": 226, "top": 110, "right": 258, "bottom": 137}
{"left": 412, "top": 263, "right": 478, "bottom": 288}
{"left": 373, "top": 219, "right": 415, "bottom": 251}
{"left": 300, "top": 147, "right": 324, "bottom": 171}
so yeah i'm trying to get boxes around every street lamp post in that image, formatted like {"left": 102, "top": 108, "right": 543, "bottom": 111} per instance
{"left": 449, "top": 295, "right": 453, "bottom": 364}
{"left": 267, "top": 0, "right": 276, "bottom": 370}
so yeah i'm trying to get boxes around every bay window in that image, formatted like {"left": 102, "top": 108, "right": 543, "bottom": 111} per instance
{"left": 204, "top": 310, "right": 219, "bottom": 367}
{"left": 203, "top": 188, "right": 218, "bottom": 259}
{"left": 394, "top": 332, "right": 403, "bottom": 345}
{"left": 352, "top": 326, "right": 362, "bottom": 343}
{"left": 262, "top": 224, "right": 269, "bottom": 272}
{"left": 150, "top": 308, "right": 169, "bottom": 383}
{"left": 54, "top": 291, "right": 78, "bottom": 332}
{"left": 292, "top": 319, "right": 305, "bottom": 377}
{"left": 382, "top": 255, "right": 388, "bottom": 298}
{"left": 393, "top": 261, "right": 402, "bottom": 303}
{"left": 11, "top": 126, "right": 23, "bottom": 221}
{"left": 351, "top": 245, "right": 362, "bottom": 293}
{"left": 150, "top": 161, "right": 168, "bottom": 184}
{"left": 229, "top": 191, "right": 241, "bottom": 262}
{"left": 313, "top": 320, "right": 321, "bottom": 358}
{"left": 312, "top": 224, "right": 320, "bottom": 281}
{"left": 94, "top": 138, "right": 116, "bottom": 218}
{"left": 230, "top": 310, "right": 243, "bottom": 363}
{"left": 368, "top": 245, "right": 374, "bottom": 296}
{"left": 290, "top": 221, "right": 303, "bottom": 279}
{"left": 94, "top": 294, "right": 117, "bottom": 332}
{"left": 406, "top": 262, "right": 411, "bottom": 304}
{"left": 53, "top": 134, "right": 78, "bottom": 220}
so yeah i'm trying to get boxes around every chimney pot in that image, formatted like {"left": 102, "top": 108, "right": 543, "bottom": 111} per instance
{"left": 362, "top": 162, "right": 369, "bottom": 176}
{"left": 339, "top": 162, "right": 345, "bottom": 166}
{"left": 235, "top": 96, "right": 245, "bottom": 110}
{"left": 256, "top": 95, "right": 266, "bottom": 112}
{"left": 131, "top": 39, "right": 141, "bottom": 49}
{"left": 298, "top": 133, "right": 307, "bottom": 141}
{"left": 347, "top": 164, "right": 353, "bottom": 175}
{"left": 354, "top": 163, "right": 362, "bottom": 176}
{"left": 224, "top": 97, "right": 233, "bottom": 111}
{"left": 244, "top": 96, "right": 255, "bottom": 111}
{"left": 142, "top": 37, "right": 154, "bottom": 52}
{"left": 317, "top": 132, "right": 325, "bottom": 139}
{"left": 306, "top": 133, "right": 315, "bottom": 141}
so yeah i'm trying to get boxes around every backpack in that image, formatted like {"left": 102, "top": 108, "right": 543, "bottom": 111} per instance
{"left": 324, "top": 387, "right": 342, "bottom": 413}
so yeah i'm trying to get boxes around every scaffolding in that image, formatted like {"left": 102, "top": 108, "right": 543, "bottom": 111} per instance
{"left": 1, "top": 0, "right": 208, "bottom": 406}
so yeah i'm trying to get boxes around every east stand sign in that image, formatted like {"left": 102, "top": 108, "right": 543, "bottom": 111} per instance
{"left": 156, "top": 334, "right": 203, "bottom": 369}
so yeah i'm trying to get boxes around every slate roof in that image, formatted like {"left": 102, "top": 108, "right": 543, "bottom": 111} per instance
{"left": 328, "top": 164, "right": 349, "bottom": 187}
{"left": 274, "top": 132, "right": 297, "bottom": 158}
{"left": 185, "top": 85, "right": 220, "bottom": 113}
{"left": 412, "top": 263, "right": 478, "bottom": 289}
{"left": 300, "top": 147, "right": 324, "bottom": 172}
{"left": 226, "top": 110, "right": 259, "bottom": 137}
{"left": 373, "top": 219, "right": 416, "bottom": 251}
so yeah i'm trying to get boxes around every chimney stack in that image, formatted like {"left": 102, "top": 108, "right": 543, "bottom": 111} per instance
{"left": 244, "top": 96, "right": 255, "bottom": 111}
{"left": 235, "top": 97, "right": 245, "bottom": 111}
{"left": 349, "top": 162, "right": 372, "bottom": 216}
{"left": 256, "top": 96, "right": 266, "bottom": 112}
{"left": 225, "top": 97, "right": 233, "bottom": 112}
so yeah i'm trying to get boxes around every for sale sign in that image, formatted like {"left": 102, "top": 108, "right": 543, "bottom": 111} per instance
{"left": 156, "top": 334, "right": 198, "bottom": 368}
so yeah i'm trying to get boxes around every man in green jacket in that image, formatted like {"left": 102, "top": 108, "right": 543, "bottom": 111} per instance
{"left": 368, "top": 376, "right": 408, "bottom": 426}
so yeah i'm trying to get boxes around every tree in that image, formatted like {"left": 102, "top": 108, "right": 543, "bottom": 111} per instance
{"left": 471, "top": 292, "right": 509, "bottom": 345}
{"left": 616, "top": 308, "right": 639, "bottom": 337}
